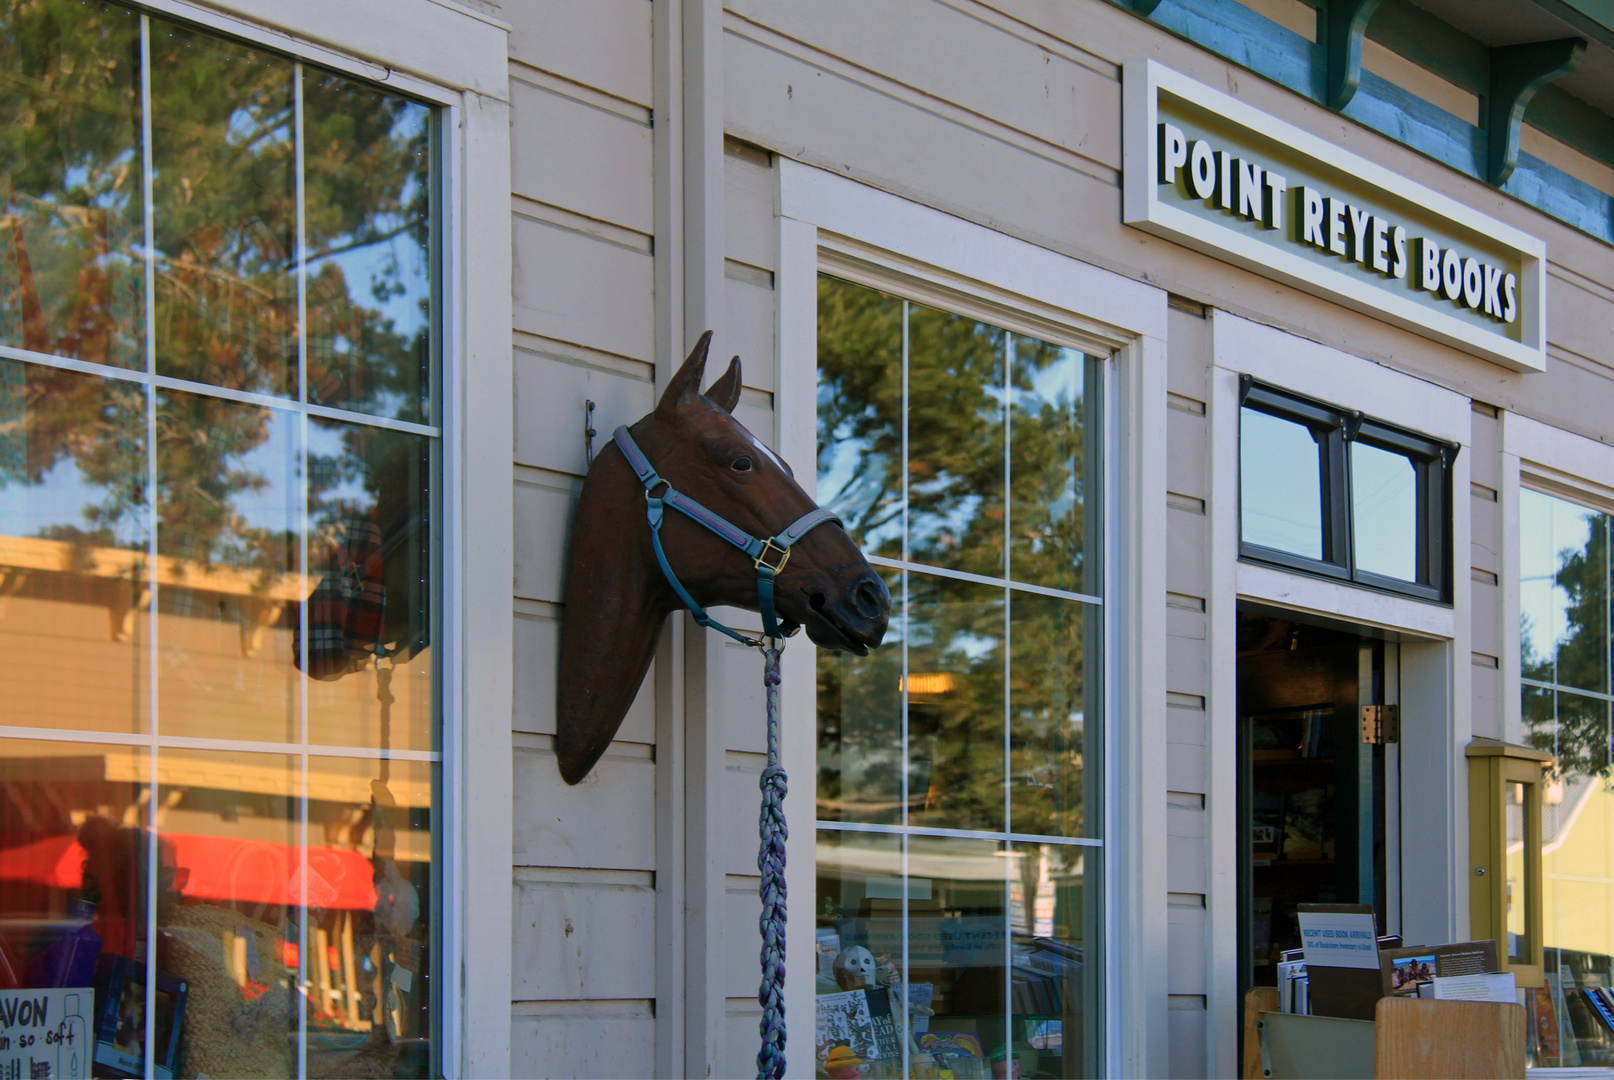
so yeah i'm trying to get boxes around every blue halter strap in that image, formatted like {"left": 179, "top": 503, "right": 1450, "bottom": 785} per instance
{"left": 613, "top": 425, "right": 841, "bottom": 647}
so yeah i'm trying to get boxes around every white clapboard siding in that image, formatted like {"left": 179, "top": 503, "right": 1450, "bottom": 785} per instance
{"left": 505, "top": 0, "right": 652, "bottom": 109}
{"left": 511, "top": 78, "right": 653, "bottom": 236}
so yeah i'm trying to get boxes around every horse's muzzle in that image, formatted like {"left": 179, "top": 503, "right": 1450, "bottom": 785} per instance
{"left": 803, "top": 569, "right": 890, "bottom": 655}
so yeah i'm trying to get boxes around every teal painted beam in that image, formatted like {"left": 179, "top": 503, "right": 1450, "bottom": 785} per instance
{"left": 1142, "top": 0, "right": 1614, "bottom": 244}
{"left": 1324, "top": 0, "right": 1385, "bottom": 109}
{"left": 1531, "top": 0, "right": 1614, "bottom": 51}
{"left": 1487, "top": 37, "right": 1588, "bottom": 185}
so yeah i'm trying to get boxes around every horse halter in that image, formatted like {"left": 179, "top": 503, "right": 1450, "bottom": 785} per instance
{"left": 613, "top": 425, "right": 842, "bottom": 647}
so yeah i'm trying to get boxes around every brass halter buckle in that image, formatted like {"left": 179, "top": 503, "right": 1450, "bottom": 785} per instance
{"left": 753, "top": 538, "right": 792, "bottom": 575}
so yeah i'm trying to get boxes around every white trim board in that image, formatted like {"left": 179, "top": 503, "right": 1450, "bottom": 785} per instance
{"left": 779, "top": 157, "right": 1168, "bottom": 348}
{"left": 1124, "top": 59, "right": 1546, "bottom": 373}
{"left": 1503, "top": 412, "right": 1614, "bottom": 500}
{"left": 1212, "top": 311, "right": 1473, "bottom": 444}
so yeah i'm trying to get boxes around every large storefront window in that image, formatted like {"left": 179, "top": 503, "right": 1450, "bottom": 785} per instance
{"left": 0, "top": 3, "right": 440, "bottom": 1077}
{"left": 1520, "top": 487, "right": 1614, "bottom": 1068}
{"left": 815, "top": 275, "right": 1101, "bottom": 1078}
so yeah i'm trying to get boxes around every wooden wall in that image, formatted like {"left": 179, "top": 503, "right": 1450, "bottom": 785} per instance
{"left": 493, "top": 1, "right": 1613, "bottom": 1075}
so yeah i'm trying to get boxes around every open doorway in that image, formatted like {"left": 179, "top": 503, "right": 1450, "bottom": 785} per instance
{"left": 1236, "top": 607, "right": 1401, "bottom": 996}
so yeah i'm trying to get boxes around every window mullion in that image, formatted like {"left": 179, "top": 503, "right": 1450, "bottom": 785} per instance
{"left": 138, "top": 16, "right": 160, "bottom": 1080}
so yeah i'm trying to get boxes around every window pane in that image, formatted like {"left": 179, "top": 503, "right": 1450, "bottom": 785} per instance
{"left": 1240, "top": 408, "right": 1323, "bottom": 559}
{"left": 1506, "top": 780, "right": 1529, "bottom": 964}
{"left": 305, "top": 755, "right": 435, "bottom": 1077}
{"left": 155, "top": 391, "right": 301, "bottom": 742}
{"left": 908, "top": 574, "right": 1004, "bottom": 833}
{"left": 1011, "top": 341, "right": 1097, "bottom": 595}
{"left": 0, "top": 1, "right": 143, "bottom": 369}
{"left": 1520, "top": 490, "right": 1609, "bottom": 696}
{"left": 1520, "top": 490, "right": 1562, "bottom": 682}
{"left": 906, "top": 834, "right": 1009, "bottom": 1072}
{"left": 1350, "top": 442, "right": 1417, "bottom": 582}
{"left": 1010, "top": 842, "right": 1097, "bottom": 1079}
{"left": 156, "top": 746, "right": 300, "bottom": 1077}
{"left": 818, "top": 567, "right": 903, "bottom": 825}
{"left": 0, "top": 738, "right": 148, "bottom": 990}
{"left": 816, "top": 275, "right": 903, "bottom": 561}
{"left": 814, "top": 829, "right": 904, "bottom": 1075}
{"left": 1010, "top": 594, "right": 1092, "bottom": 839}
{"left": 0, "top": 359, "right": 148, "bottom": 733}
{"left": 150, "top": 22, "right": 296, "bottom": 397}
{"left": 908, "top": 304, "right": 1005, "bottom": 577}
{"left": 306, "top": 418, "right": 434, "bottom": 752}
{"left": 303, "top": 73, "right": 433, "bottom": 424}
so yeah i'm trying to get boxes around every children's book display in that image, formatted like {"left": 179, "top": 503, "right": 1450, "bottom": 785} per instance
{"left": 815, "top": 941, "right": 986, "bottom": 1078}
{"left": 1277, "top": 903, "right": 1513, "bottom": 1022}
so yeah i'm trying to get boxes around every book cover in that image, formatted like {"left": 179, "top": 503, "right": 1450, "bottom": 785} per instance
{"left": 919, "top": 1032, "right": 983, "bottom": 1073}
{"left": 1582, "top": 987, "right": 1614, "bottom": 1035}
{"left": 1251, "top": 713, "right": 1302, "bottom": 760}
{"left": 1252, "top": 897, "right": 1274, "bottom": 956}
{"left": 1283, "top": 788, "right": 1330, "bottom": 860}
{"left": 863, "top": 987, "right": 902, "bottom": 1061}
{"left": 1252, "top": 793, "right": 1285, "bottom": 861}
{"left": 816, "top": 989, "right": 877, "bottom": 1067}
{"left": 1526, "top": 985, "right": 1561, "bottom": 1065}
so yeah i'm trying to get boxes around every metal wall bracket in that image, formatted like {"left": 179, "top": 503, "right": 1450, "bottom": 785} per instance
{"left": 1486, "top": 37, "right": 1588, "bottom": 185}
{"left": 1361, "top": 704, "right": 1400, "bottom": 744}
{"left": 1324, "top": 0, "right": 1385, "bottom": 110}
{"left": 584, "top": 398, "right": 598, "bottom": 467}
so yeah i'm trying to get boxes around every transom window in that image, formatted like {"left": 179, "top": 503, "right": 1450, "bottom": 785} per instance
{"left": 1239, "top": 378, "right": 1454, "bottom": 602}
{"left": 0, "top": 4, "right": 440, "bottom": 1077}
{"left": 814, "top": 273, "right": 1102, "bottom": 1079}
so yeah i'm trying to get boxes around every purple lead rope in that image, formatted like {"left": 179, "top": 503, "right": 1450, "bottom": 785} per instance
{"left": 756, "top": 644, "right": 788, "bottom": 1079}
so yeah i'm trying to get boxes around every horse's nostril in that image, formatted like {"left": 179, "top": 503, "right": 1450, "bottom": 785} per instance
{"left": 854, "top": 579, "right": 887, "bottom": 619}
{"left": 809, "top": 591, "right": 826, "bottom": 612}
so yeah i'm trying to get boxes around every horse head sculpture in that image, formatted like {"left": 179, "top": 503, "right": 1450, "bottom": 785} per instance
{"left": 556, "top": 331, "right": 891, "bottom": 784}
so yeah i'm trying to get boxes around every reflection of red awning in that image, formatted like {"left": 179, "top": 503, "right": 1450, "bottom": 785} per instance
{"left": 0, "top": 835, "right": 378, "bottom": 910}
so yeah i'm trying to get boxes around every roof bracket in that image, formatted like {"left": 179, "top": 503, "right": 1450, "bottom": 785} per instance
{"left": 1323, "top": 0, "right": 1385, "bottom": 110}
{"left": 1486, "top": 37, "right": 1588, "bottom": 186}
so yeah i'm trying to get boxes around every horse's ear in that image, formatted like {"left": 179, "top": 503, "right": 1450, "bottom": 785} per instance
{"left": 656, "top": 329, "right": 713, "bottom": 416}
{"left": 705, "top": 355, "right": 742, "bottom": 414}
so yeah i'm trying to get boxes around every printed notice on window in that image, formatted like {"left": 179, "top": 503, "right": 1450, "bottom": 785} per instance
{"left": 1297, "top": 905, "right": 1380, "bottom": 970}
{"left": 0, "top": 987, "right": 93, "bottom": 1080}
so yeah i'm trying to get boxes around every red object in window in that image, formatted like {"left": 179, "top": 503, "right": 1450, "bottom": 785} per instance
{"left": 0, "top": 834, "right": 379, "bottom": 910}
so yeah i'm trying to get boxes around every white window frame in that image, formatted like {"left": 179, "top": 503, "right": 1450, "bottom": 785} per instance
{"left": 774, "top": 157, "right": 1169, "bottom": 1079}
{"left": 120, "top": 3, "right": 516, "bottom": 1074}
{"left": 1500, "top": 412, "right": 1614, "bottom": 746}
{"left": 1206, "top": 312, "right": 1474, "bottom": 1074}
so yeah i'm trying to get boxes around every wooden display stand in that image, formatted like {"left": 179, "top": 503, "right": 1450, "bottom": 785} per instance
{"left": 1243, "top": 990, "right": 1526, "bottom": 1079}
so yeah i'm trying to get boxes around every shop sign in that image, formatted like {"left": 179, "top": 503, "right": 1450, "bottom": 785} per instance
{"left": 1123, "top": 60, "right": 1547, "bottom": 373}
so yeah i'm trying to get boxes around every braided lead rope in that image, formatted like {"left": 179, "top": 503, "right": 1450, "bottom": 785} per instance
{"left": 757, "top": 642, "right": 788, "bottom": 1080}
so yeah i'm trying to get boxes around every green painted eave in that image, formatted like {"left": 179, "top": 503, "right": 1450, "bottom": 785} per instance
{"left": 1533, "top": 0, "right": 1614, "bottom": 48}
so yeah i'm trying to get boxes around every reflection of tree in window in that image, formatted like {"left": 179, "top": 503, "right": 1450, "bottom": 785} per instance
{"left": 0, "top": 1, "right": 143, "bottom": 370}
{"left": 1523, "top": 501, "right": 1611, "bottom": 780}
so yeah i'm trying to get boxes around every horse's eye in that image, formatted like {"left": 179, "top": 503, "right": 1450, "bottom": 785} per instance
{"left": 731, "top": 456, "right": 753, "bottom": 473}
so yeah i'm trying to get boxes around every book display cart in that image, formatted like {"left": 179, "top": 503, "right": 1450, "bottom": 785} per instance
{"left": 1242, "top": 989, "right": 1527, "bottom": 1079}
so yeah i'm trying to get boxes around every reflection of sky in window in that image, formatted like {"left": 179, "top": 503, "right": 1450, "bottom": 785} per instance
{"left": 307, "top": 422, "right": 373, "bottom": 511}
{"left": 221, "top": 411, "right": 298, "bottom": 538}
{"left": 1241, "top": 409, "right": 1322, "bottom": 558}
{"left": 0, "top": 455, "right": 143, "bottom": 548}
{"left": 1351, "top": 442, "right": 1417, "bottom": 581}
{"left": 1520, "top": 488, "right": 1597, "bottom": 672}
{"left": 816, "top": 376, "right": 902, "bottom": 553}
{"left": 1013, "top": 345, "right": 1083, "bottom": 540}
